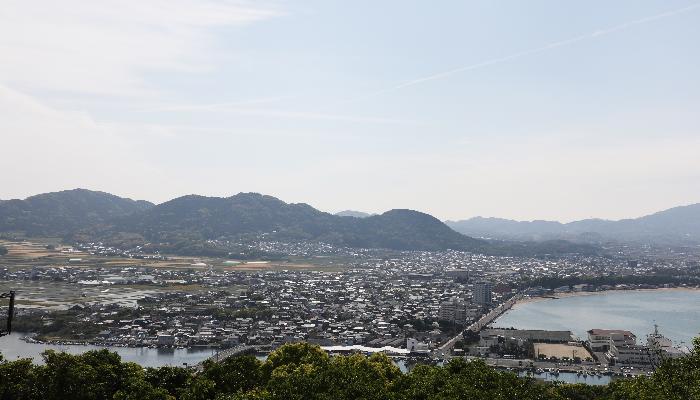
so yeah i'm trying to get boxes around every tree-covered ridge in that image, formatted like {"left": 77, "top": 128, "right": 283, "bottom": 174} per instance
{"left": 0, "top": 188, "right": 153, "bottom": 237}
{"left": 111, "top": 193, "right": 487, "bottom": 252}
{"left": 0, "top": 189, "right": 595, "bottom": 255}
{"left": 1, "top": 340, "right": 699, "bottom": 400}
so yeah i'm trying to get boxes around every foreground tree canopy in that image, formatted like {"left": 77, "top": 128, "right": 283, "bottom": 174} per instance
{"left": 1, "top": 339, "right": 699, "bottom": 400}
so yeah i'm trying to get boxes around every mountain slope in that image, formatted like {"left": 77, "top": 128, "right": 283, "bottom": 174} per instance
{"left": 112, "top": 193, "right": 338, "bottom": 241}
{"left": 108, "top": 193, "right": 487, "bottom": 252}
{"left": 0, "top": 189, "right": 597, "bottom": 255}
{"left": 446, "top": 217, "right": 566, "bottom": 240}
{"left": 0, "top": 189, "right": 153, "bottom": 236}
{"left": 447, "top": 203, "right": 700, "bottom": 244}
{"left": 352, "top": 209, "right": 486, "bottom": 251}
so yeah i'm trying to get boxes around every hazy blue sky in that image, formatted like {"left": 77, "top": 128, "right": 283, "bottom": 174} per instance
{"left": 1, "top": 0, "right": 699, "bottom": 222}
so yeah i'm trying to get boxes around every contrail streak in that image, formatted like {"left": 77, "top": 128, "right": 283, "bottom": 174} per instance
{"left": 377, "top": 3, "right": 700, "bottom": 95}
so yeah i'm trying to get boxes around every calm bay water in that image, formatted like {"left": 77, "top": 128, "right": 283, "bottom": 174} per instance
{"left": 0, "top": 333, "right": 215, "bottom": 367}
{"left": 493, "top": 289, "right": 700, "bottom": 345}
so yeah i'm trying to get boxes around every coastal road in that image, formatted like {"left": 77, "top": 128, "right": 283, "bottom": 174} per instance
{"left": 438, "top": 294, "right": 523, "bottom": 353}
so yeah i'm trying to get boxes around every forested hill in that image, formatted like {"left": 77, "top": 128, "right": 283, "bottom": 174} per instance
{"left": 0, "top": 189, "right": 595, "bottom": 255}
{"left": 108, "top": 193, "right": 488, "bottom": 252}
{"left": 0, "top": 189, "right": 153, "bottom": 236}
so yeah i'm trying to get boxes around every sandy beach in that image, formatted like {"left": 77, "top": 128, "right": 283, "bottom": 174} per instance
{"left": 513, "top": 286, "right": 700, "bottom": 308}
{"left": 491, "top": 286, "right": 700, "bottom": 346}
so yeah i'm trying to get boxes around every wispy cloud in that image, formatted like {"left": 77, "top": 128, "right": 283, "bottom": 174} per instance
{"left": 0, "top": 0, "right": 283, "bottom": 96}
{"left": 137, "top": 96, "right": 294, "bottom": 113}
{"left": 223, "top": 108, "right": 412, "bottom": 124}
{"left": 361, "top": 2, "right": 700, "bottom": 98}
{"left": 0, "top": 83, "right": 152, "bottom": 193}
{"left": 138, "top": 97, "right": 411, "bottom": 124}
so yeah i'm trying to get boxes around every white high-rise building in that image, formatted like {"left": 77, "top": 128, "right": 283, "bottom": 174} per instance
{"left": 439, "top": 298, "right": 480, "bottom": 324}
{"left": 473, "top": 281, "right": 493, "bottom": 305}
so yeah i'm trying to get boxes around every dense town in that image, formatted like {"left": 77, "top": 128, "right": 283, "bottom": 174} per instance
{"left": 2, "top": 240, "right": 698, "bottom": 378}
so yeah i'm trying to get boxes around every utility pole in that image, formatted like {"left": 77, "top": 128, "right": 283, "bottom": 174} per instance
{"left": 0, "top": 291, "right": 15, "bottom": 337}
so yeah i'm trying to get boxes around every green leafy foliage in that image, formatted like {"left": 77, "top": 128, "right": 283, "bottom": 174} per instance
{"left": 604, "top": 337, "right": 700, "bottom": 400}
{"left": 11, "top": 310, "right": 102, "bottom": 340}
{"left": 2, "top": 341, "right": 700, "bottom": 399}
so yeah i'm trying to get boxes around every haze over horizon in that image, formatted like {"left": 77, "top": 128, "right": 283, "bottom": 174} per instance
{"left": 3, "top": 187, "right": 698, "bottom": 225}
{"left": 2, "top": 0, "right": 699, "bottom": 222}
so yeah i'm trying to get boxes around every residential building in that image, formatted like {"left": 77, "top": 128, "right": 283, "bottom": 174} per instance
{"left": 473, "top": 281, "right": 492, "bottom": 305}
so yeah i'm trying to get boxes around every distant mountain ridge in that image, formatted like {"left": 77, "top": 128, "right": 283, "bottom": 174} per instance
{"left": 335, "top": 210, "right": 373, "bottom": 218}
{"left": 447, "top": 203, "right": 700, "bottom": 245}
{"left": 0, "top": 189, "right": 595, "bottom": 256}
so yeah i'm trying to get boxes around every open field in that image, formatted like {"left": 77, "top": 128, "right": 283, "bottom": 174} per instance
{"left": 1, "top": 240, "right": 86, "bottom": 260}
{"left": 534, "top": 343, "right": 593, "bottom": 360}
{"left": 223, "top": 261, "right": 346, "bottom": 272}
{"left": 0, "top": 280, "right": 248, "bottom": 310}
{"left": 0, "top": 240, "right": 148, "bottom": 270}
{"left": 0, "top": 239, "right": 344, "bottom": 309}
{"left": 0, "top": 280, "right": 158, "bottom": 309}
{"left": 0, "top": 240, "right": 350, "bottom": 273}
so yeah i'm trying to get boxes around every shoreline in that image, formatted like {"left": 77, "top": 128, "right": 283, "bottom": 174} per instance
{"left": 19, "top": 335, "right": 222, "bottom": 350}
{"left": 487, "top": 285, "right": 700, "bottom": 347}
{"left": 513, "top": 286, "right": 700, "bottom": 307}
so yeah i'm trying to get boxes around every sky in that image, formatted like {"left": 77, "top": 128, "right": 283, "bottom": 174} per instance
{"left": 1, "top": 0, "right": 699, "bottom": 222}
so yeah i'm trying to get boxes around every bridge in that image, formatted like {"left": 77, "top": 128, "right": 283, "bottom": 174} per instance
{"left": 437, "top": 293, "right": 523, "bottom": 353}
{"left": 194, "top": 345, "right": 257, "bottom": 370}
